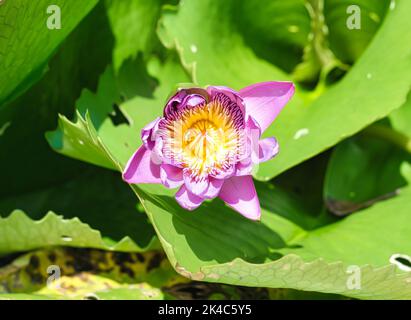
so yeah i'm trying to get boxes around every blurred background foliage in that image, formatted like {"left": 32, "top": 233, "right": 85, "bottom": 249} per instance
{"left": 0, "top": 0, "right": 410, "bottom": 299}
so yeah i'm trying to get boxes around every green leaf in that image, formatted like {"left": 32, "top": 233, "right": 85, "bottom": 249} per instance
{"left": 267, "top": 287, "right": 348, "bottom": 300}
{"left": 158, "top": 0, "right": 302, "bottom": 87}
{"left": 0, "top": 210, "right": 157, "bottom": 256}
{"left": 292, "top": 0, "right": 346, "bottom": 84}
{"left": 324, "top": 134, "right": 408, "bottom": 215}
{"left": 159, "top": 0, "right": 411, "bottom": 181}
{"left": 0, "top": 166, "right": 158, "bottom": 254}
{"left": 201, "top": 255, "right": 411, "bottom": 300}
{"left": 0, "top": 293, "right": 55, "bottom": 300}
{"left": 47, "top": 110, "right": 120, "bottom": 171}
{"left": 1, "top": 273, "right": 164, "bottom": 300}
{"left": 47, "top": 98, "right": 411, "bottom": 298}
{"left": 324, "top": 0, "right": 391, "bottom": 64}
{"left": 47, "top": 53, "right": 191, "bottom": 168}
{"left": 0, "top": 1, "right": 114, "bottom": 197}
{"left": 36, "top": 273, "right": 164, "bottom": 300}
{"left": 0, "top": 4, "right": 155, "bottom": 256}
{"left": 135, "top": 182, "right": 411, "bottom": 299}
{"left": 43, "top": 1, "right": 411, "bottom": 298}
{"left": 105, "top": 0, "right": 168, "bottom": 71}
{"left": 233, "top": 0, "right": 312, "bottom": 74}
{"left": 389, "top": 94, "right": 411, "bottom": 138}
{"left": 0, "top": 0, "right": 98, "bottom": 107}
{"left": 277, "top": 188, "right": 411, "bottom": 268}
{"left": 272, "top": 152, "right": 333, "bottom": 228}
{"left": 257, "top": 0, "right": 411, "bottom": 180}
{"left": 0, "top": 247, "right": 185, "bottom": 295}
{"left": 87, "top": 286, "right": 163, "bottom": 300}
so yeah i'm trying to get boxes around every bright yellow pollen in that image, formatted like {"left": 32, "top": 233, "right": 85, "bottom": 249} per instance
{"left": 163, "top": 100, "right": 242, "bottom": 176}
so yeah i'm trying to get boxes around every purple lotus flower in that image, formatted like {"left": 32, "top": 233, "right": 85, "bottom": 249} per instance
{"left": 123, "top": 82, "right": 295, "bottom": 220}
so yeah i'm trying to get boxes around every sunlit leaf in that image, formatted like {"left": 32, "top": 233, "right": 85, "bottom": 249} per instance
{"left": 324, "top": 133, "right": 408, "bottom": 215}
{"left": 159, "top": 0, "right": 411, "bottom": 181}
{"left": 0, "top": 210, "right": 157, "bottom": 256}
{"left": 0, "top": 0, "right": 98, "bottom": 106}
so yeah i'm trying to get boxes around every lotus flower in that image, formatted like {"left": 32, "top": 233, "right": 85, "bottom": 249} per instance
{"left": 123, "top": 82, "right": 295, "bottom": 220}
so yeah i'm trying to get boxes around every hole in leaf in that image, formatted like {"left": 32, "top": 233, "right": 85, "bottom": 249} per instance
{"left": 390, "top": 254, "right": 411, "bottom": 271}
{"left": 83, "top": 293, "right": 99, "bottom": 300}
{"left": 109, "top": 103, "right": 130, "bottom": 126}
{"left": 61, "top": 235, "right": 73, "bottom": 242}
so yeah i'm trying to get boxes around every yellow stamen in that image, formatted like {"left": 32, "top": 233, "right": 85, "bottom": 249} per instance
{"left": 162, "top": 100, "right": 243, "bottom": 176}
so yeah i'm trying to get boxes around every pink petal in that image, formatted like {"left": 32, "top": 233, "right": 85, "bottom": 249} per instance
{"left": 164, "top": 89, "right": 207, "bottom": 117}
{"left": 203, "top": 178, "right": 224, "bottom": 199}
{"left": 160, "top": 164, "right": 184, "bottom": 189}
{"left": 151, "top": 136, "right": 164, "bottom": 165}
{"left": 210, "top": 164, "right": 235, "bottom": 179}
{"left": 183, "top": 170, "right": 209, "bottom": 196}
{"left": 239, "top": 81, "right": 295, "bottom": 133}
{"left": 219, "top": 176, "right": 261, "bottom": 221}
{"left": 245, "top": 116, "right": 261, "bottom": 164}
{"left": 207, "top": 86, "right": 245, "bottom": 112}
{"left": 258, "top": 137, "right": 279, "bottom": 163}
{"left": 141, "top": 117, "right": 160, "bottom": 150}
{"left": 123, "top": 146, "right": 161, "bottom": 184}
{"left": 235, "top": 159, "right": 253, "bottom": 176}
{"left": 175, "top": 185, "right": 204, "bottom": 211}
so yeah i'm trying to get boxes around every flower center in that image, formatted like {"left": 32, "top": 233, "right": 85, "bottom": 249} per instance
{"left": 160, "top": 95, "right": 245, "bottom": 176}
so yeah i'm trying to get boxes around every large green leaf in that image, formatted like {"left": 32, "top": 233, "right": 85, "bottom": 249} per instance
{"left": 292, "top": 0, "right": 344, "bottom": 84}
{"left": 159, "top": 0, "right": 411, "bottom": 181}
{"left": 233, "top": 0, "right": 311, "bottom": 74}
{"left": 43, "top": 0, "right": 411, "bottom": 298}
{"left": 0, "top": 293, "right": 54, "bottom": 300}
{"left": 324, "top": 0, "right": 391, "bottom": 64}
{"left": 47, "top": 96, "right": 411, "bottom": 298}
{"left": 2, "top": 247, "right": 338, "bottom": 300}
{"left": 133, "top": 181, "right": 411, "bottom": 299}
{"left": 324, "top": 133, "right": 408, "bottom": 215}
{"left": 389, "top": 95, "right": 411, "bottom": 138}
{"left": 200, "top": 255, "right": 410, "bottom": 300}
{"left": 0, "top": 273, "right": 163, "bottom": 300}
{"left": 105, "top": 0, "right": 169, "bottom": 71}
{"left": 0, "top": 0, "right": 98, "bottom": 107}
{"left": 0, "top": 166, "right": 158, "bottom": 253}
{"left": 0, "top": 3, "right": 157, "bottom": 256}
{"left": 0, "top": 1, "right": 114, "bottom": 197}
{"left": 0, "top": 210, "right": 156, "bottom": 256}
{"left": 158, "top": 0, "right": 308, "bottom": 86}
{"left": 37, "top": 273, "right": 164, "bottom": 300}
{"left": 0, "top": 247, "right": 185, "bottom": 295}
{"left": 47, "top": 53, "right": 191, "bottom": 168}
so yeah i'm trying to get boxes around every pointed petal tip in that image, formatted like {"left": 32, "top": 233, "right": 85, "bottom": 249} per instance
{"left": 185, "top": 205, "right": 198, "bottom": 212}
{"left": 252, "top": 213, "right": 262, "bottom": 222}
{"left": 238, "top": 207, "right": 261, "bottom": 221}
{"left": 289, "top": 82, "right": 296, "bottom": 96}
{"left": 122, "top": 160, "right": 135, "bottom": 184}
{"left": 122, "top": 146, "right": 161, "bottom": 184}
{"left": 219, "top": 175, "right": 261, "bottom": 221}
{"left": 175, "top": 185, "right": 204, "bottom": 211}
{"left": 258, "top": 137, "right": 279, "bottom": 163}
{"left": 223, "top": 201, "right": 261, "bottom": 221}
{"left": 239, "top": 81, "right": 296, "bottom": 133}
{"left": 122, "top": 172, "right": 131, "bottom": 184}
